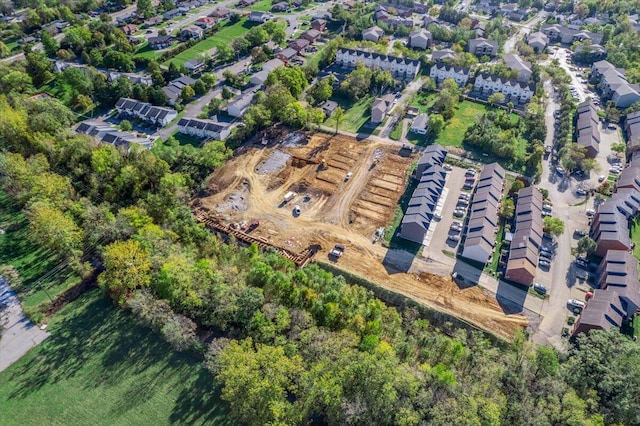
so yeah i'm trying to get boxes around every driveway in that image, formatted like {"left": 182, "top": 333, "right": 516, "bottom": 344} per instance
{"left": 0, "top": 279, "right": 49, "bottom": 372}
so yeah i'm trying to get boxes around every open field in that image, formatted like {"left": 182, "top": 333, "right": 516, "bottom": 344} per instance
{"left": 164, "top": 19, "right": 255, "bottom": 67}
{"left": 326, "top": 95, "right": 374, "bottom": 134}
{"left": 193, "top": 131, "right": 528, "bottom": 339}
{"left": 434, "top": 101, "right": 489, "bottom": 148}
{"left": 0, "top": 191, "right": 80, "bottom": 321}
{"left": 0, "top": 291, "right": 230, "bottom": 426}
{"left": 632, "top": 217, "right": 640, "bottom": 262}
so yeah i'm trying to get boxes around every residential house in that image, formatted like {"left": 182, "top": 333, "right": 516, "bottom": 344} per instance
{"left": 527, "top": 31, "right": 549, "bottom": 53}
{"left": 335, "top": 48, "right": 421, "bottom": 81}
{"left": 503, "top": 53, "right": 532, "bottom": 83}
{"left": 237, "top": 0, "right": 256, "bottom": 6}
{"left": 473, "top": 73, "right": 535, "bottom": 105}
{"left": 400, "top": 145, "right": 448, "bottom": 244}
{"left": 574, "top": 44, "right": 607, "bottom": 63}
{"left": 163, "top": 9, "right": 181, "bottom": 20}
{"left": 386, "top": 17, "right": 414, "bottom": 29}
{"left": 148, "top": 35, "right": 172, "bottom": 50}
{"left": 590, "top": 60, "right": 640, "bottom": 108}
{"left": 250, "top": 58, "right": 284, "bottom": 86}
{"left": 162, "top": 75, "right": 196, "bottom": 105}
{"left": 195, "top": 16, "right": 216, "bottom": 29}
{"left": 276, "top": 47, "right": 298, "bottom": 63}
{"left": 289, "top": 38, "right": 310, "bottom": 53}
{"left": 540, "top": 24, "right": 603, "bottom": 45}
{"left": 311, "top": 18, "right": 327, "bottom": 32}
{"left": 410, "top": 113, "right": 429, "bottom": 134}
{"left": 320, "top": 100, "right": 338, "bottom": 119}
{"left": 177, "top": 117, "right": 232, "bottom": 140}
{"left": 504, "top": 187, "right": 543, "bottom": 286}
{"left": 211, "top": 8, "right": 231, "bottom": 19}
{"left": 574, "top": 100, "right": 600, "bottom": 158}
{"left": 572, "top": 289, "right": 626, "bottom": 336}
{"left": 429, "top": 63, "right": 470, "bottom": 87}
{"left": 272, "top": 1, "right": 289, "bottom": 11}
{"left": 115, "top": 98, "right": 178, "bottom": 127}
{"left": 120, "top": 24, "right": 138, "bottom": 35}
{"left": 180, "top": 25, "right": 204, "bottom": 40}
{"left": 227, "top": 90, "right": 256, "bottom": 117}
{"left": 143, "top": 16, "right": 162, "bottom": 28}
{"left": 408, "top": 29, "right": 432, "bottom": 50}
{"left": 301, "top": 28, "right": 322, "bottom": 43}
{"left": 248, "top": 11, "right": 271, "bottom": 23}
{"left": 625, "top": 111, "right": 640, "bottom": 153}
{"left": 472, "top": 20, "right": 486, "bottom": 37}
{"left": 184, "top": 58, "right": 206, "bottom": 74}
{"left": 371, "top": 94, "right": 395, "bottom": 124}
{"left": 431, "top": 48, "right": 458, "bottom": 62}
{"left": 468, "top": 38, "right": 498, "bottom": 57}
{"left": 591, "top": 189, "right": 640, "bottom": 256}
{"left": 461, "top": 163, "right": 505, "bottom": 265}
{"left": 362, "top": 26, "right": 385, "bottom": 43}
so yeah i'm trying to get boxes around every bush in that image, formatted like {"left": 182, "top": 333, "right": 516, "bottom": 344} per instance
{"left": 567, "top": 316, "right": 575, "bottom": 325}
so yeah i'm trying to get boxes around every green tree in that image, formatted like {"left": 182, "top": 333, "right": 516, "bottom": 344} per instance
{"left": 200, "top": 73, "right": 217, "bottom": 88}
{"left": 576, "top": 236, "right": 597, "bottom": 256}
{"left": 282, "top": 102, "right": 307, "bottom": 128}
{"left": 28, "top": 202, "right": 83, "bottom": 259}
{"left": 307, "top": 78, "right": 333, "bottom": 104}
{"left": 180, "top": 85, "right": 195, "bottom": 102}
{"left": 41, "top": 31, "right": 59, "bottom": 57}
{"left": 99, "top": 239, "right": 152, "bottom": 303}
{"left": 543, "top": 216, "right": 565, "bottom": 236}
{"left": 430, "top": 113, "right": 445, "bottom": 135}
{"left": 500, "top": 198, "right": 515, "bottom": 219}
{"left": 120, "top": 120, "right": 132, "bottom": 131}
{"left": 215, "top": 338, "right": 304, "bottom": 426}
{"left": 137, "top": 0, "right": 155, "bottom": 18}
{"left": 332, "top": 106, "right": 345, "bottom": 133}
{"left": 217, "top": 44, "right": 234, "bottom": 63}
{"left": 611, "top": 142, "right": 626, "bottom": 159}
{"left": 488, "top": 92, "right": 505, "bottom": 105}
{"left": 193, "top": 80, "right": 207, "bottom": 96}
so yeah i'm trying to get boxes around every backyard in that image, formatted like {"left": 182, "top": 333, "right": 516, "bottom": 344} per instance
{"left": 631, "top": 216, "right": 640, "bottom": 262}
{"left": 0, "top": 291, "right": 231, "bottom": 426}
{"left": 327, "top": 95, "right": 375, "bottom": 134}
{"left": 163, "top": 18, "right": 256, "bottom": 67}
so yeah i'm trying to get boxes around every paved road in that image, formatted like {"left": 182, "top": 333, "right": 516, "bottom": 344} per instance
{"left": 379, "top": 78, "right": 424, "bottom": 138}
{"left": 0, "top": 278, "right": 49, "bottom": 372}
{"left": 503, "top": 12, "right": 546, "bottom": 54}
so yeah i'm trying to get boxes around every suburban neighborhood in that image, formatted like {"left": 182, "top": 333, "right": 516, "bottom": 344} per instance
{"left": 1, "top": 0, "right": 640, "bottom": 424}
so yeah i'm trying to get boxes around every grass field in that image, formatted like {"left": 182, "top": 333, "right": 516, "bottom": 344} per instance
{"left": 0, "top": 291, "right": 231, "bottom": 426}
{"left": 246, "top": 0, "right": 273, "bottom": 11}
{"left": 631, "top": 217, "right": 640, "bottom": 262}
{"left": 134, "top": 42, "right": 164, "bottom": 60}
{"left": 409, "top": 92, "right": 437, "bottom": 114}
{"left": 434, "top": 101, "right": 488, "bottom": 148}
{"left": 164, "top": 18, "right": 255, "bottom": 67}
{"left": 0, "top": 191, "right": 80, "bottom": 321}
{"left": 327, "top": 95, "right": 374, "bottom": 133}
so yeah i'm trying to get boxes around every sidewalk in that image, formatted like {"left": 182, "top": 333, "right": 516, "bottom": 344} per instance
{"left": 0, "top": 279, "right": 49, "bottom": 372}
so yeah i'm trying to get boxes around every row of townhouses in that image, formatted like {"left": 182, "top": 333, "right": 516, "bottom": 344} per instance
{"left": 115, "top": 97, "right": 177, "bottom": 127}
{"left": 335, "top": 48, "right": 421, "bottom": 81}
{"left": 590, "top": 60, "right": 640, "bottom": 108}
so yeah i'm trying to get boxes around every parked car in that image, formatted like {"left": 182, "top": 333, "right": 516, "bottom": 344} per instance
{"left": 539, "top": 252, "right": 553, "bottom": 261}
{"left": 453, "top": 209, "right": 465, "bottom": 217}
{"left": 329, "top": 244, "right": 345, "bottom": 258}
{"left": 465, "top": 169, "right": 476, "bottom": 177}
{"left": 598, "top": 175, "right": 605, "bottom": 182}
{"left": 344, "top": 172, "right": 353, "bottom": 181}
{"left": 444, "top": 164, "right": 453, "bottom": 171}
{"left": 459, "top": 193, "right": 470, "bottom": 200}
{"left": 556, "top": 166, "right": 565, "bottom": 175}
{"left": 575, "top": 229, "right": 587, "bottom": 237}
{"left": 586, "top": 209, "right": 595, "bottom": 217}
{"left": 465, "top": 176, "right": 476, "bottom": 182}
{"left": 576, "top": 269, "right": 589, "bottom": 280}
{"left": 533, "top": 282, "right": 548, "bottom": 295}
{"left": 540, "top": 247, "right": 554, "bottom": 256}
{"left": 293, "top": 205, "right": 301, "bottom": 215}
{"left": 576, "top": 188, "right": 587, "bottom": 196}
{"left": 609, "top": 167, "right": 621, "bottom": 174}
{"left": 575, "top": 258, "right": 589, "bottom": 269}
{"left": 463, "top": 182, "right": 474, "bottom": 190}
{"left": 447, "top": 234, "right": 460, "bottom": 242}
{"left": 539, "top": 259, "right": 551, "bottom": 268}
{"left": 451, "top": 221, "right": 462, "bottom": 228}
{"left": 457, "top": 200, "right": 469, "bottom": 207}
{"left": 450, "top": 223, "right": 461, "bottom": 232}
{"left": 568, "top": 299, "right": 586, "bottom": 309}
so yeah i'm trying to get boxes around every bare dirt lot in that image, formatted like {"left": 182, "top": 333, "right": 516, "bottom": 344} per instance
{"left": 194, "top": 132, "right": 528, "bottom": 339}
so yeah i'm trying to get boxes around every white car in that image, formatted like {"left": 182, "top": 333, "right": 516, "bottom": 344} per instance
{"left": 598, "top": 175, "right": 605, "bottom": 182}
{"left": 293, "top": 205, "right": 301, "bottom": 215}
{"left": 568, "top": 299, "right": 586, "bottom": 309}
{"left": 585, "top": 209, "right": 595, "bottom": 217}
{"left": 345, "top": 172, "right": 353, "bottom": 181}
{"left": 609, "top": 167, "right": 621, "bottom": 174}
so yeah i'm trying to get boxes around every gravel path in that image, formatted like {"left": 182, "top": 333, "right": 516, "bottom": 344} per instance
{"left": 0, "top": 279, "right": 49, "bottom": 372}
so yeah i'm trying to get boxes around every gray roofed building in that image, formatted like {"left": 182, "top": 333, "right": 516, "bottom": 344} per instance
{"left": 115, "top": 97, "right": 177, "bottom": 126}
{"left": 461, "top": 163, "right": 505, "bottom": 264}
{"left": 408, "top": 28, "right": 432, "bottom": 50}
{"left": 227, "top": 90, "right": 256, "bottom": 117}
{"left": 468, "top": 38, "right": 498, "bottom": 57}
{"left": 573, "top": 289, "right": 625, "bottom": 336}
{"left": 415, "top": 144, "right": 447, "bottom": 177}
{"left": 575, "top": 101, "right": 601, "bottom": 158}
{"left": 590, "top": 60, "right": 640, "bottom": 108}
{"left": 319, "top": 100, "right": 338, "bottom": 118}
{"left": 527, "top": 31, "right": 548, "bottom": 53}
{"left": 410, "top": 113, "right": 430, "bottom": 134}
{"left": 503, "top": 54, "right": 532, "bottom": 83}
{"left": 625, "top": 111, "right": 640, "bottom": 152}
{"left": 541, "top": 24, "right": 603, "bottom": 45}
{"left": 162, "top": 75, "right": 197, "bottom": 106}
{"left": 362, "top": 26, "right": 385, "bottom": 42}
{"left": 335, "top": 48, "right": 421, "bottom": 81}
{"left": 371, "top": 94, "right": 395, "bottom": 124}
{"left": 177, "top": 117, "right": 232, "bottom": 140}
{"left": 431, "top": 48, "right": 458, "bottom": 62}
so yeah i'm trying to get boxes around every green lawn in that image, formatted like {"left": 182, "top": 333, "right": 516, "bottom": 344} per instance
{"left": 409, "top": 92, "right": 437, "bottom": 114}
{"left": 434, "top": 101, "right": 489, "bottom": 148}
{"left": 247, "top": 0, "right": 273, "bottom": 12}
{"left": 0, "top": 291, "right": 231, "bottom": 426}
{"left": 389, "top": 119, "right": 403, "bottom": 140}
{"left": 327, "top": 95, "right": 374, "bottom": 133}
{"left": 0, "top": 191, "right": 80, "bottom": 321}
{"left": 164, "top": 18, "right": 255, "bottom": 67}
{"left": 134, "top": 42, "right": 164, "bottom": 61}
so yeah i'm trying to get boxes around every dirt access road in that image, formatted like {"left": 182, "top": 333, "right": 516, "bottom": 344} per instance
{"left": 195, "top": 132, "right": 528, "bottom": 339}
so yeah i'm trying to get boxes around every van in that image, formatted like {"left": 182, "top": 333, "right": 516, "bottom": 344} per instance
{"left": 284, "top": 191, "right": 296, "bottom": 202}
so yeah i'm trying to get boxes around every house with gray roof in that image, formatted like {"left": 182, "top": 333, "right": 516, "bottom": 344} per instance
{"left": 177, "top": 117, "right": 231, "bottom": 140}
{"left": 591, "top": 60, "right": 640, "bottom": 108}
{"left": 115, "top": 98, "right": 177, "bottom": 127}
{"left": 410, "top": 114, "right": 429, "bottom": 134}
{"left": 468, "top": 38, "right": 498, "bottom": 57}
{"left": 408, "top": 29, "right": 432, "bottom": 50}
{"left": 541, "top": 24, "right": 603, "bottom": 45}
{"left": 336, "top": 48, "right": 421, "bottom": 81}
{"left": 527, "top": 31, "right": 548, "bottom": 53}
{"left": 574, "top": 100, "right": 600, "bottom": 158}
{"left": 503, "top": 54, "right": 532, "bottom": 83}
{"left": 362, "top": 26, "right": 385, "bottom": 42}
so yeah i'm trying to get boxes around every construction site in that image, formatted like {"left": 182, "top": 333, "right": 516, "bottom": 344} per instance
{"left": 193, "top": 130, "right": 528, "bottom": 339}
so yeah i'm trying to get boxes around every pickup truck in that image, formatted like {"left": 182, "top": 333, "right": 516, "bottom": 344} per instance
{"left": 329, "top": 244, "right": 345, "bottom": 259}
